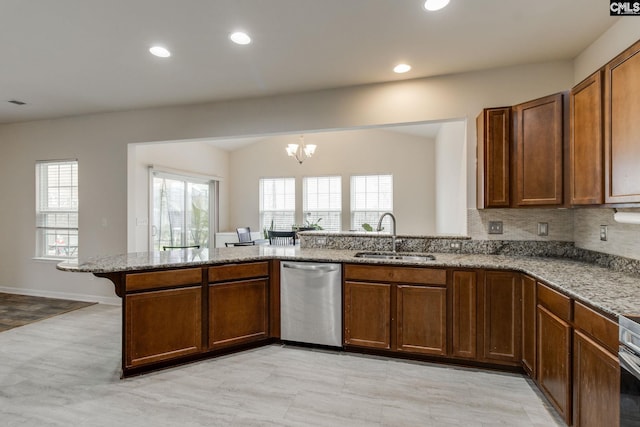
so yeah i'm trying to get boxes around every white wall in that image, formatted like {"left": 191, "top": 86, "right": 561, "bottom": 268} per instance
{"left": 6, "top": 18, "right": 636, "bottom": 301}
{"left": 0, "top": 58, "right": 575, "bottom": 300}
{"left": 435, "top": 121, "right": 467, "bottom": 235}
{"left": 128, "top": 141, "right": 230, "bottom": 252}
{"left": 574, "top": 18, "right": 640, "bottom": 83}
{"left": 227, "top": 129, "right": 436, "bottom": 235}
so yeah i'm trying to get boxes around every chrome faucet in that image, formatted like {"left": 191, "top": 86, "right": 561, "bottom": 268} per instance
{"left": 377, "top": 212, "right": 397, "bottom": 252}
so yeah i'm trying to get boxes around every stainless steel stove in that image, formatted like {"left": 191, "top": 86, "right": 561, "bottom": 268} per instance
{"left": 619, "top": 315, "right": 640, "bottom": 426}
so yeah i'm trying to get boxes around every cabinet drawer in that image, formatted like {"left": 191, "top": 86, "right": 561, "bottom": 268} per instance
{"left": 574, "top": 301, "right": 618, "bottom": 354}
{"left": 537, "top": 282, "right": 572, "bottom": 322}
{"left": 344, "top": 264, "right": 446, "bottom": 285}
{"left": 208, "top": 262, "right": 269, "bottom": 283}
{"left": 126, "top": 268, "right": 202, "bottom": 292}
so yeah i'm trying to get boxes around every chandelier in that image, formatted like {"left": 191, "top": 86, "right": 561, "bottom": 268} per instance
{"left": 285, "top": 135, "right": 316, "bottom": 164}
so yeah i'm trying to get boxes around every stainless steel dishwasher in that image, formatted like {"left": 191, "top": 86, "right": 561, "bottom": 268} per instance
{"left": 280, "top": 261, "right": 342, "bottom": 347}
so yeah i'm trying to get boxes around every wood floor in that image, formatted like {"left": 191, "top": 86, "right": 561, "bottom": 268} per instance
{"left": 0, "top": 304, "right": 564, "bottom": 426}
{"left": 0, "top": 292, "right": 94, "bottom": 332}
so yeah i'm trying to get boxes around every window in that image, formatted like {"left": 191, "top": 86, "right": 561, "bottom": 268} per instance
{"left": 259, "top": 177, "right": 295, "bottom": 232}
{"left": 303, "top": 176, "right": 341, "bottom": 232}
{"left": 151, "top": 171, "right": 212, "bottom": 251}
{"left": 350, "top": 174, "right": 393, "bottom": 231}
{"left": 36, "top": 160, "right": 79, "bottom": 259}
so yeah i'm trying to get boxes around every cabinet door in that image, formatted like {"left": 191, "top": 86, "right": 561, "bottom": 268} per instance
{"left": 570, "top": 71, "right": 603, "bottom": 205}
{"left": 482, "top": 271, "right": 521, "bottom": 364}
{"left": 344, "top": 281, "right": 391, "bottom": 349}
{"left": 477, "top": 107, "right": 511, "bottom": 208}
{"left": 125, "top": 286, "right": 202, "bottom": 368}
{"left": 573, "top": 330, "right": 619, "bottom": 427}
{"left": 521, "top": 275, "right": 536, "bottom": 377}
{"left": 396, "top": 284, "right": 447, "bottom": 356}
{"left": 451, "top": 271, "right": 477, "bottom": 359}
{"left": 209, "top": 279, "right": 268, "bottom": 349}
{"left": 514, "top": 93, "right": 566, "bottom": 206}
{"left": 604, "top": 39, "right": 640, "bottom": 203}
{"left": 537, "top": 304, "right": 572, "bottom": 425}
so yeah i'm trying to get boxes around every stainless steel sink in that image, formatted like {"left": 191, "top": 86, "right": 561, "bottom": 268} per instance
{"left": 354, "top": 252, "right": 436, "bottom": 261}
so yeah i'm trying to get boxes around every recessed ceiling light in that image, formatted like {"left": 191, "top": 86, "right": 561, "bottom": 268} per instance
{"left": 149, "top": 46, "right": 171, "bottom": 58}
{"left": 424, "top": 0, "right": 450, "bottom": 11}
{"left": 230, "top": 31, "right": 251, "bottom": 45}
{"left": 394, "top": 64, "right": 412, "bottom": 74}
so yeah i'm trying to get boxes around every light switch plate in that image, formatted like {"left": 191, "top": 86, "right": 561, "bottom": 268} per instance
{"left": 537, "top": 222, "right": 549, "bottom": 236}
{"left": 488, "top": 221, "right": 503, "bottom": 234}
{"left": 600, "top": 225, "right": 608, "bottom": 241}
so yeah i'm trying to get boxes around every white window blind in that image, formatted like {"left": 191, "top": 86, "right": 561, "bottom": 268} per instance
{"left": 303, "top": 176, "right": 341, "bottom": 232}
{"left": 259, "top": 177, "right": 295, "bottom": 232}
{"left": 350, "top": 174, "right": 393, "bottom": 231}
{"left": 36, "top": 160, "right": 79, "bottom": 259}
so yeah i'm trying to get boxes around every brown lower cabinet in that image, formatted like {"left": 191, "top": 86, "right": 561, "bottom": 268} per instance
{"left": 481, "top": 271, "right": 521, "bottom": 365}
{"left": 344, "top": 280, "right": 392, "bottom": 349}
{"left": 343, "top": 264, "right": 447, "bottom": 354}
{"left": 209, "top": 278, "right": 268, "bottom": 349}
{"left": 115, "top": 261, "right": 621, "bottom": 426}
{"left": 125, "top": 285, "right": 203, "bottom": 368}
{"left": 537, "top": 282, "right": 573, "bottom": 425}
{"left": 572, "top": 301, "right": 620, "bottom": 427}
{"left": 451, "top": 270, "right": 477, "bottom": 359}
{"left": 521, "top": 275, "right": 536, "bottom": 377}
{"left": 123, "top": 268, "right": 204, "bottom": 369}
{"left": 573, "top": 330, "right": 619, "bottom": 427}
{"left": 396, "top": 284, "right": 447, "bottom": 356}
{"left": 121, "top": 262, "right": 271, "bottom": 373}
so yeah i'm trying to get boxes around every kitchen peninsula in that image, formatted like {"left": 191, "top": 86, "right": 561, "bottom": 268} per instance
{"left": 58, "top": 239, "right": 639, "bottom": 426}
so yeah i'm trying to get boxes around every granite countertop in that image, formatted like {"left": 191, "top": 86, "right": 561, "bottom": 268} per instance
{"left": 58, "top": 246, "right": 640, "bottom": 318}
{"left": 297, "top": 230, "right": 471, "bottom": 240}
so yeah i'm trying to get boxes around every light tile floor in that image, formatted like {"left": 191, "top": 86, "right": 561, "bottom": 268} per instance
{"left": 0, "top": 304, "right": 565, "bottom": 426}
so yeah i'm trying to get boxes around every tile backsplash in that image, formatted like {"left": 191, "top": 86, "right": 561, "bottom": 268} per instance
{"left": 467, "top": 208, "right": 574, "bottom": 241}
{"left": 574, "top": 208, "right": 640, "bottom": 260}
{"left": 468, "top": 207, "right": 640, "bottom": 261}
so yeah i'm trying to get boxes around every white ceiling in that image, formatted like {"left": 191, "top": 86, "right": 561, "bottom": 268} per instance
{"left": 0, "top": 0, "right": 617, "bottom": 125}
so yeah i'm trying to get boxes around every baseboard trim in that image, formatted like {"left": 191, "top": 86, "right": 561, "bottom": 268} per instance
{"left": 0, "top": 286, "right": 121, "bottom": 306}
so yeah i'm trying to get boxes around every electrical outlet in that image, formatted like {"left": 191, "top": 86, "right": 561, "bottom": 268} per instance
{"left": 600, "top": 225, "right": 608, "bottom": 241}
{"left": 537, "top": 222, "right": 549, "bottom": 236}
{"left": 315, "top": 237, "right": 327, "bottom": 245}
{"left": 450, "top": 241, "right": 461, "bottom": 250}
{"left": 488, "top": 221, "right": 503, "bottom": 234}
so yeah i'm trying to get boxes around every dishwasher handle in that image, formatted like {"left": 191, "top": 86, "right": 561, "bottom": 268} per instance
{"left": 282, "top": 262, "right": 339, "bottom": 273}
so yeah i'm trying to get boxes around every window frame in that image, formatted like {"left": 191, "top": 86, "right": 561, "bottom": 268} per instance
{"left": 259, "top": 177, "right": 296, "bottom": 232}
{"left": 149, "top": 168, "right": 216, "bottom": 251}
{"left": 35, "top": 159, "right": 79, "bottom": 260}
{"left": 350, "top": 174, "right": 394, "bottom": 231}
{"left": 302, "top": 175, "right": 342, "bottom": 232}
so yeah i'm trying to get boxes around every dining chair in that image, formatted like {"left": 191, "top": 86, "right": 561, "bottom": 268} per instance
{"left": 225, "top": 227, "right": 257, "bottom": 247}
{"left": 268, "top": 230, "right": 296, "bottom": 246}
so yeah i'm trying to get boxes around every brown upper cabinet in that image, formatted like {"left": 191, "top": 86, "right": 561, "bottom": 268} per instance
{"left": 513, "top": 93, "right": 567, "bottom": 207}
{"left": 477, "top": 107, "right": 511, "bottom": 208}
{"left": 570, "top": 71, "right": 604, "bottom": 205}
{"left": 604, "top": 39, "right": 640, "bottom": 204}
{"left": 478, "top": 38, "right": 640, "bottom": 209}
{"left": 476, "top": 93, "right": 567, "bottom": 208}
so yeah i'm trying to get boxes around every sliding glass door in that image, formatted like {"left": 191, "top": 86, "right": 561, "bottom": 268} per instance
{"left": 151, "top": 172, "right": 213, "bottom": 251}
